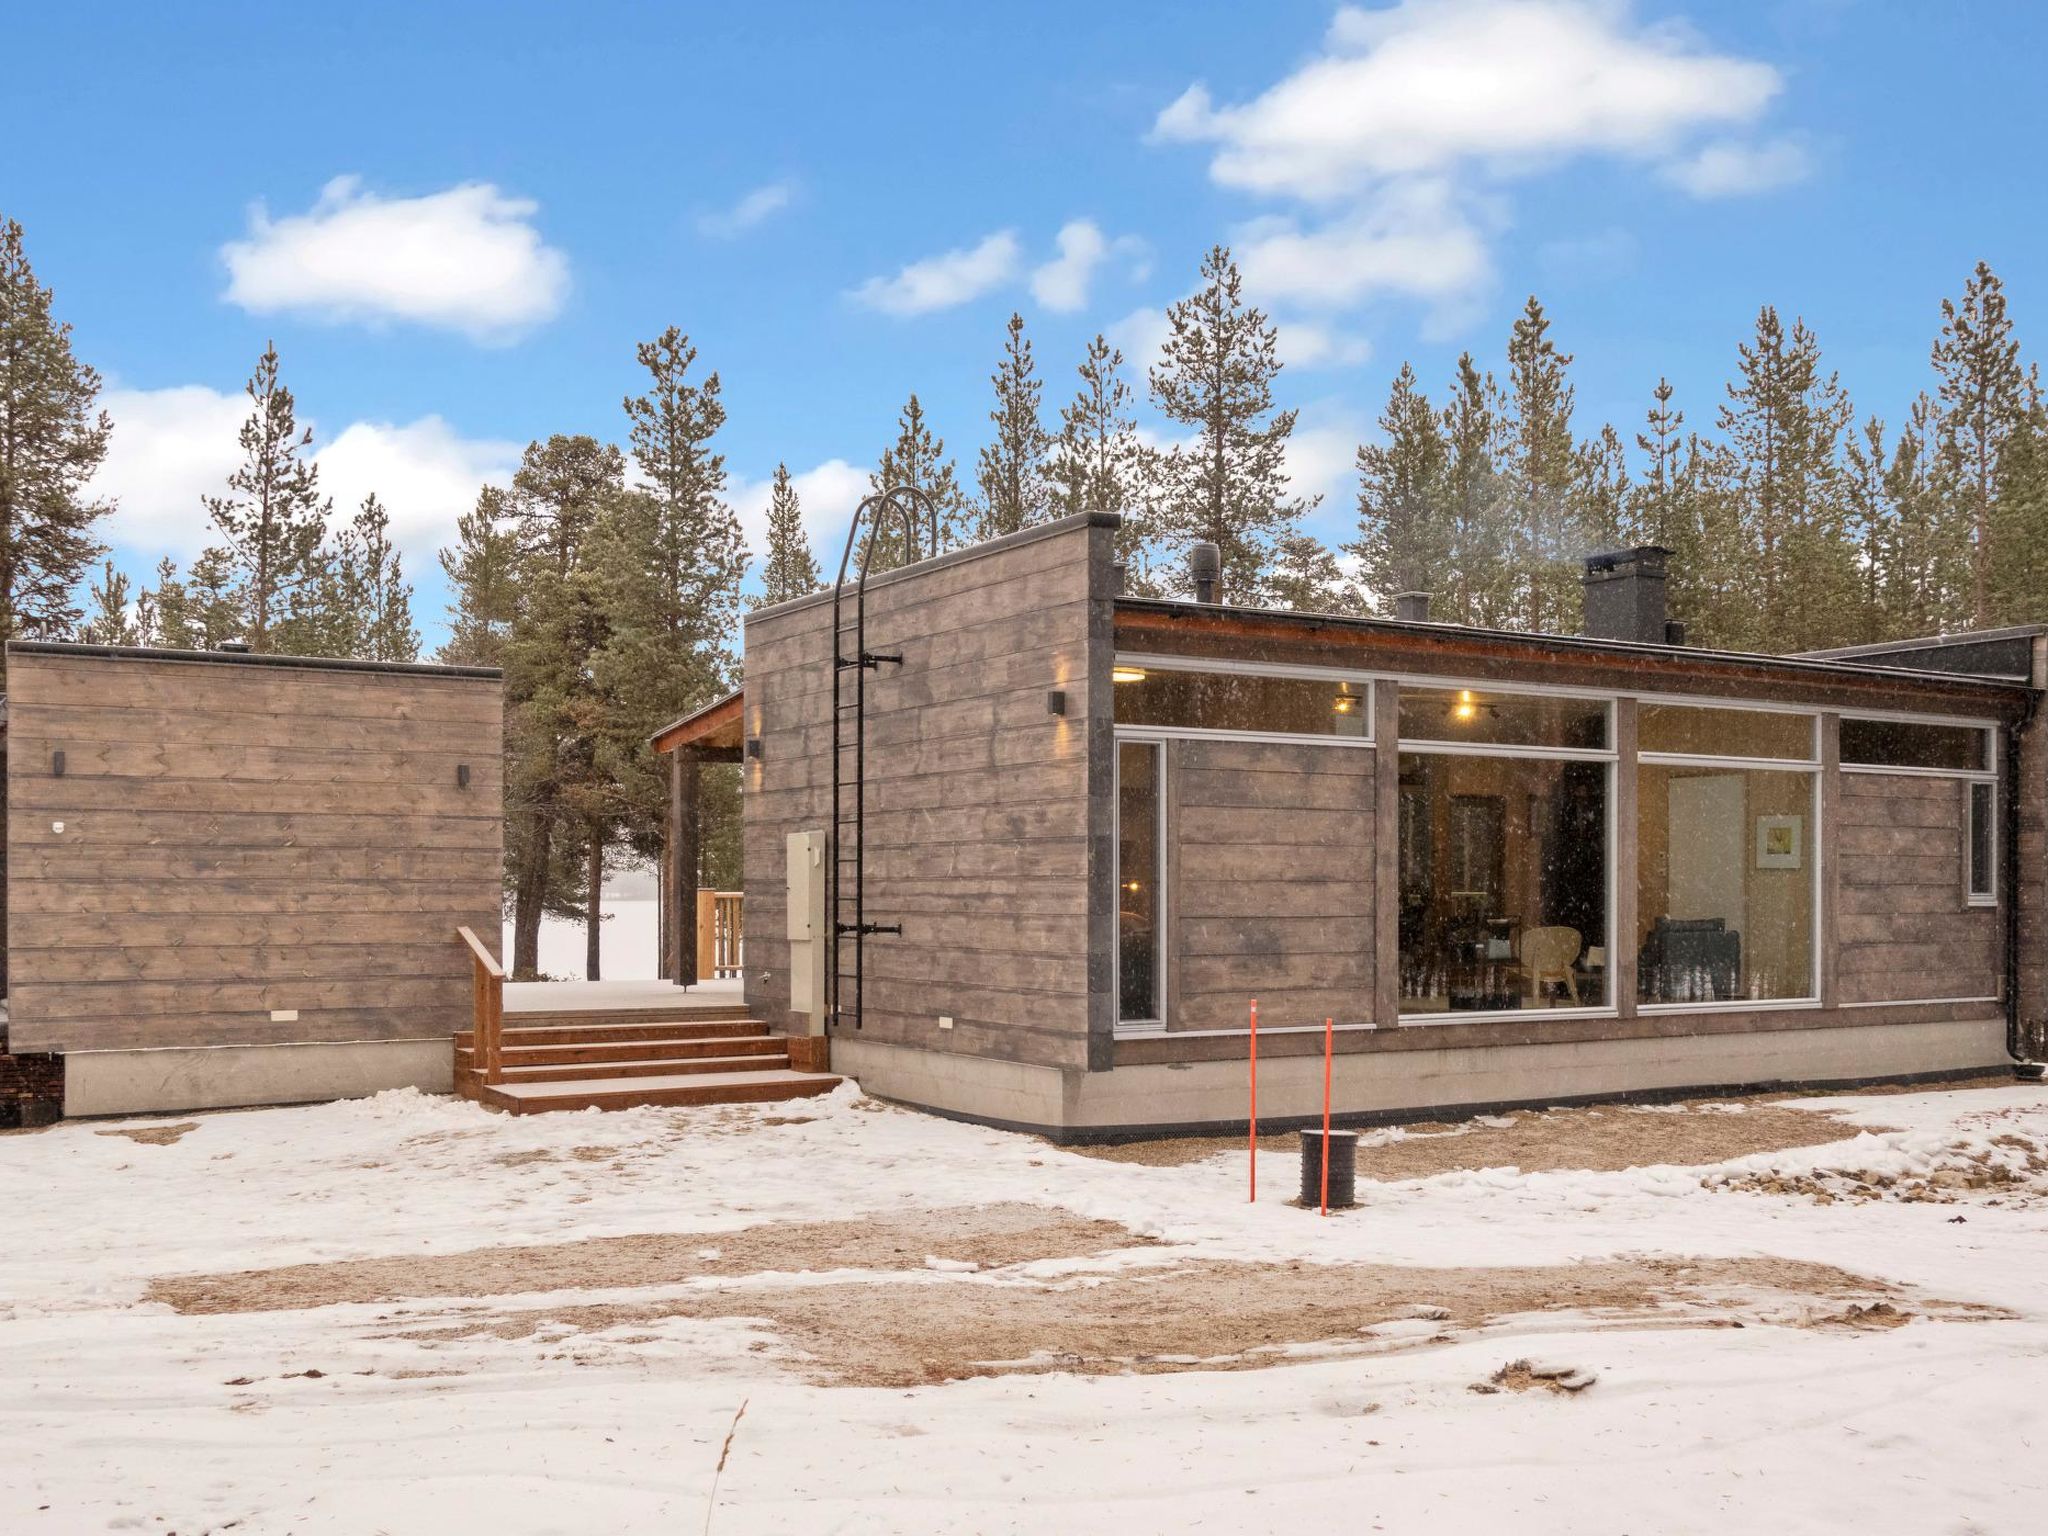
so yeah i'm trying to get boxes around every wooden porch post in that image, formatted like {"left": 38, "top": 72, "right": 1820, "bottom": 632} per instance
{"left": 672, "top": 746, "right": 702, "bottom": 987}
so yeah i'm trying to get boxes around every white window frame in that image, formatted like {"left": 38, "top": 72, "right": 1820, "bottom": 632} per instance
{"left": 1966, "top": 777, "right": 1999, "bottom": 908}
{"left": 1112, "top": 653, "right": 1376, "bottom": 748}
{"left": 1113, "top": 733, "right": 1167, "bottom": 1036}
{"left": 1837, "top": 712, "right": 1997, "bottom": 779}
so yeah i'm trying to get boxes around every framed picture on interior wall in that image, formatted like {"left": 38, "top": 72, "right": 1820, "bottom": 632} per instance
{"left": 1755, "top": 814, "right": 1803, "bottom": 870}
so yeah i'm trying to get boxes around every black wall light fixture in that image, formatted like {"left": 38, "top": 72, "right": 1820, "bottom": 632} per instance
{"left": 746, "top": 737, "right": 764, "bottom": 761}
{"left": 51, "top": 749, "right": 65, "bottom": 777}
{"left": 456, "top": 763, "right": 471, "bottom": 789}
{"left": 1046, "top": 690, "right": 1067, "bottom": 717}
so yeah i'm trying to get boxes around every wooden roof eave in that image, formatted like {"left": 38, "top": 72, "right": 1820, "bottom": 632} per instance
{"left": 1113, "top": 601, "right": 2037, "bottom": 719}
{"left": 650, "top": 688, "right": 745, "bottom": 756}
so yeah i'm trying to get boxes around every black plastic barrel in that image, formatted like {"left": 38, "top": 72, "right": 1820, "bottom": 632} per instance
{"left": 1299, "top": 1128, "right": 1358, "bottom": 1209}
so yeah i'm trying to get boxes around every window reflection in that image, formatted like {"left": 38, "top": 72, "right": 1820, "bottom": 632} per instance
{"left": 1398, "top": 688, "right": 1607, "bottom": 750}
{"left": 1117, "top": 741, "right": 1161, "bottom": 1021}
{"left": 1398, "top": 753, "right": 1608, "bottom": 1013}
{"left": 1115, "top": 666, "right": 1369, "bottom": 738}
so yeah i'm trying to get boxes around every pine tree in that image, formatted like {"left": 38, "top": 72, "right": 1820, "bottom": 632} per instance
{"left": 974, "top": 312, "right": 1052, "bottom": 541}
{"left": 1148, "top": 245, "right": 1313, "bottom": 603}
{"left": 1439, "top": 353, "right": 1513, "bottom": 626}
{"left": 1050, "top": 334, "right": 1153, "bottom": 587}
{"left": 1843, "top": 415, "right": 1897, "bottom": 642}
{"left": 203, "top": 342, "right": 329, "bottom": 650}
{"left": 1502, "top": 296, "right": 1584, "bottom": 633}
{"left": 1575, "top": 423, "right": 1630, "bottom": 553}
{"left": 77, "top": 561, "right": 134, "bottom": 645}
{"left": 1266, "top": 530, "right": 1357, "bottom": 613}
{"left": 501, "top": 435, "right": 626, "bottom": 978}
{"left": 870, "top": 393, "right": 972, "bottom": 568}
{"left": 438, "top": 486, "right": 519, "bottom": 667}
{"left": 758, "top": 462, "right": 820, "bottom": 605}
{"left": 0, "top": 215, "right": 112, "bottom": 654}
{"left": 1988, "top": 373, "right": 2048, "bottom": 624}
{"left": 1716, "top": 308, "right": 1861, "bottom": 649}
{"left": 1932, "top": 262, "right": 2027, "bottom": 626}
{"left": 1348, "top": 362, "right": 1447, "bottom": 613}
{"left": 345, "top": 493, "right": 418, "bottom": 661}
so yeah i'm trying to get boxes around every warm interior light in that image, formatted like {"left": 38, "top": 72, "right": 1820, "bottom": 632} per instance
{"left": 1332, "top": 686, "right": 1359, "bottom": 715}
{"left": 1112, "top": 666, "right": 1148, "bottom": 684}
{"left": 1123, "top": 880, "right": 1143, "bottom": 892}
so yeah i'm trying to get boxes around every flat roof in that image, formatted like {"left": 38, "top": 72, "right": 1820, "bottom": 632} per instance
{"left": 1114, "top": 597, "right": 2033, "bottom": 706}
{"left": 4, "top": 639, "right": 501, "bottom": 680}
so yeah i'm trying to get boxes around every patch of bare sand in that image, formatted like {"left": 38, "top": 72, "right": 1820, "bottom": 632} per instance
{"left": 96, "top": 1122, "right": 199, "bottom": 1147}
{"left": 1068, "top": 1098, "right": 1891, "bottom": 1177}
{"left": 377, "top": 1253, "right": 2004, "bottom": 1388}
{"left": 146, "top": 1203, "right": 1155, "bottom": 1316}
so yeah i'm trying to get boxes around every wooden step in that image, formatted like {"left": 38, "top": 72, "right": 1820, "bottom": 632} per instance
{"left": 459, "top": 1034, "right": 785, "bottom": 1068}
{"left": 457, "top": 1019, "right": 769, "bottom": 1049}
{"left": 480, "top": 1052, "right": 794, "bottom": 1084}
{"left": 478, "top": 1068, "right": 841, "bottom": 1115}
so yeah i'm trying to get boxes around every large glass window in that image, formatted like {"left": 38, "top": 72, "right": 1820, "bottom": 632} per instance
{"left": 1397, "top": 753, "right": 1608, "bottom": 1014}
{"left": 1840, "top": 717, "right": 1991, "bottom": 773}
{"left": 1113, "top": 664, "right": 1369, "bottom": 739}
{"left": 1399, "top": 688, "right": 1607, "bottom": 750}
{"left": 1637, "top": 765, "right": 1815, "bottom": 1004}
{"left": 1117, "top": 740, "right": 1162, "bottom": 1022}
{"left": 1969, "top": 779, "right": 1997, "bottom": 904}
{"left": 1640, "top": 704, "right": 1814, "bottom": 761}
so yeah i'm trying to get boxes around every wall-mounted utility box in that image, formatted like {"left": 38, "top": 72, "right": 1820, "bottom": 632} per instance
{"left": 785, "top": 829, "right": 827, "bottom": 1033}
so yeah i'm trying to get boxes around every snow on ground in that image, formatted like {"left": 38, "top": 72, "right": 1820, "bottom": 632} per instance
{"left": 507, "top": 899, "right": 660, "bottom": 981}
{"left": 4, "top": 1081, "right": 2048, "bottom": 1533}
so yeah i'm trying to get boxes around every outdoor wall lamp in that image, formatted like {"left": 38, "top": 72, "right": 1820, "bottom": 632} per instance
{"left": 51, "top": 748, "right": 64, "bottom": 777}
{"left": 746, "top": 737, "right": 764, "bottom": 761}
{"left": 456, "top": 763, "right": 471, "bottom": 789}
{"left": 1046, "top": 690, "right": 1067, "bottom": 717}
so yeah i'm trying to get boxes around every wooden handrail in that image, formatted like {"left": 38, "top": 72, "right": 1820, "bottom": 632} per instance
{"left": 456, "top": 925, "right": 505, "bottom": 1086}
{"left": 695, "top": 889, "right": 744, "bottom": 981}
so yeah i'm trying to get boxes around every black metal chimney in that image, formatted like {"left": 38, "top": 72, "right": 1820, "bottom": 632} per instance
{"left": 1188, "top": 542, "right": 1222, "bottom": 604}
{"left": 1392, "top": 591, "right": 1431, "bottom": 623}
{"left": 1582, "top": 546, "right": 1671, "bottom": 645}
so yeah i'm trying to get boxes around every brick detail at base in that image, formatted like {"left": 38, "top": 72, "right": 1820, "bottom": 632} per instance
{"left": 0, "top": 1029, "right": 63, "bottom": 1128}
{"left": 785, "top": 1035, "right": 831, "bottom": 1074}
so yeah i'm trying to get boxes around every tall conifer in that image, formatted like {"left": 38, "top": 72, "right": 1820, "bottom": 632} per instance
{"left": 974, "top": 312, "right": 1051, "bottom": 541}
{"left": 1348, "top": 362, "right": 1447, "bottom": 612}
{"left": 759, "top": 463, "right": 821, "bottom": 605}
{"left": 1932, "top": 262, "right": 2027, "bottom": 626}
{"left": 1051, "top": 334, "right": 1152, "bottom": 587}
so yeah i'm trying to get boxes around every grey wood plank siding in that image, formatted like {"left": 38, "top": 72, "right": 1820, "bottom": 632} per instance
{"left": 1168, "top": 736, "right": 1375, "bottom": 1029}
{"left": 1833, "top": 772, "right": 1999, "bottom": 1004}
{"left": 741, "top": 515, "right": 1111, "bottom": 1069}
{"left": 5, "top": 650, "right": 502, "bottom": 1052}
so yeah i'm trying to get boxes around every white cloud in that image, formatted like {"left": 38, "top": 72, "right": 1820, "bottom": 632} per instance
{"left": 1275, "top": 319, "right": 1375, "bottom": 370}
{"left": 1107, "top": 306, "right": 1172, "bottom": 372}
{"left": 94, "top": 384, "right": 519, "bottom": 569}
{"left": 850, "top": 231, "right": 1021, "bottom": 317}
{"left": 1029, "top": 219, "right": 1148, "bottom": 312}
{"left": 221, "top": 175, "right": 570, "bottom": 340}
{"left": 729, "top": 458, "right": 871, "bottom": 581}
{"left": 697, "top": 180, "right": 795, "bottom": 239}
{"left": 1281, "top": 418, "right": 1363, "bottom": 513}
{"left": 1234, "top": 179, "right": 1493, "bottom": 308}
{"left": 1154, "top": 1, "right": 1783, "bottom": 200}
{"left": 1661, "top": 136, "right": 1812, "bottom": 198}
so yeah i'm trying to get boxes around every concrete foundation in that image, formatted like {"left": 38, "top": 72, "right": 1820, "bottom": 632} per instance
{"left": 62, "top": 1037, "right": 453, "bottom": 1118}
{"left": 832, "top": 1016, "right": 2012, "bottom": 1138}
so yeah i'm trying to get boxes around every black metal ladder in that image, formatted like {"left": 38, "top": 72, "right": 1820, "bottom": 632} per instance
{"left": 828, "top": 487, "right": 935, "bottom": 1032}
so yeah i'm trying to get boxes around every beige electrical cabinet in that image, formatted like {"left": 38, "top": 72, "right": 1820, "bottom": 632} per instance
{"left": 785, "top": 829, "right": 827, "bottom": 1033}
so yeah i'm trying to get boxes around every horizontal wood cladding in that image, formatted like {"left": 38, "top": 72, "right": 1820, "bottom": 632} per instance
{"left": 6, "top": 651, "right": 502, "bottom": 1053}
{"left": 1832, "top": 772, "right": 1998, "bottom": 1006}
{"left": 1169, "top": 736, "right": 1374, "bottom": 1031}
{"left": 741, "top": 520, "right": 1104, "bottom": 1067}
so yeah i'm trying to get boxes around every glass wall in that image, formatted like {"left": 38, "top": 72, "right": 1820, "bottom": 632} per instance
{"left": 1637, "top": 765, "right": 1815, "bottom": 1004}
{"left": 1397, "top": 752, "right": 1609, "bottom": 1013}
{"left": 1840, "top": 717, "right": 1990, "bottom": 773}
{"left": 1399, "top": 688, "right": 1607, "bottom": 751}
{"left": 1116, "top": 740, "right": 1162, "bottom": 1023}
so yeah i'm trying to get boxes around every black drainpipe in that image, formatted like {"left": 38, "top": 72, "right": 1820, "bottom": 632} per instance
{"left": 2004, "top": 690, "right": 2040, "bottom": 1068}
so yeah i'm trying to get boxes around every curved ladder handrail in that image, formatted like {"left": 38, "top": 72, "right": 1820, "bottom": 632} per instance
{"left": 829, "top": 486, "right": 936, "bottom": 1033}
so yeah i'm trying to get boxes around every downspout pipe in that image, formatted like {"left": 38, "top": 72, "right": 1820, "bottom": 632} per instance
{"left": 2005, "top": 688, "right": 2041, "bottom": 1073}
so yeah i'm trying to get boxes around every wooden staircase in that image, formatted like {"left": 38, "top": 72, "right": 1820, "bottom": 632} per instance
{"left": 453, "top": 931, "right": 838, "bottom": 1115}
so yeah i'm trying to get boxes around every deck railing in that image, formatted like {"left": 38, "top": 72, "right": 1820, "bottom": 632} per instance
{"left": 696, "top": 890, "right": 744, "bottom": 981}
{"left": 456, "top": 925, "right": 505, "bottom": 1084}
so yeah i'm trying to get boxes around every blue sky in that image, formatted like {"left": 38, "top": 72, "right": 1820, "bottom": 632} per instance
{"left": 3, "top": 0, "right": 2043, "bottom": 647}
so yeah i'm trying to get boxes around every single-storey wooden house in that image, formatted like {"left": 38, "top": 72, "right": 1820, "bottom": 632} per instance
{"left": 0, "top": 640, "right": 503, "bottom": 1118}
{"left": 663, "top": 511, "right": 2041, "bottom": 1139}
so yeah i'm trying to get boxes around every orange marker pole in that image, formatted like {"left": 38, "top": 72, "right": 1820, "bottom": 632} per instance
{"left": 1320, "top": 1016, "right": 1334, "bottom": 1217}
{"left": 1248, "top": 999, "right": 1259, "bottom": 1204}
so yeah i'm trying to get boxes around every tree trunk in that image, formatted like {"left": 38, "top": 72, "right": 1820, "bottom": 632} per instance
{"left": 511, "top": 818, "right": 550, "bottom": 979}
{"left": 584, "top": 825, "right": 604, "bottom": 982}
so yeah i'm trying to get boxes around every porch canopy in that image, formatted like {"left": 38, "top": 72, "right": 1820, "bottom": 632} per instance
{"left": 650, "top": 688, "right": 743, "bottom": 984}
